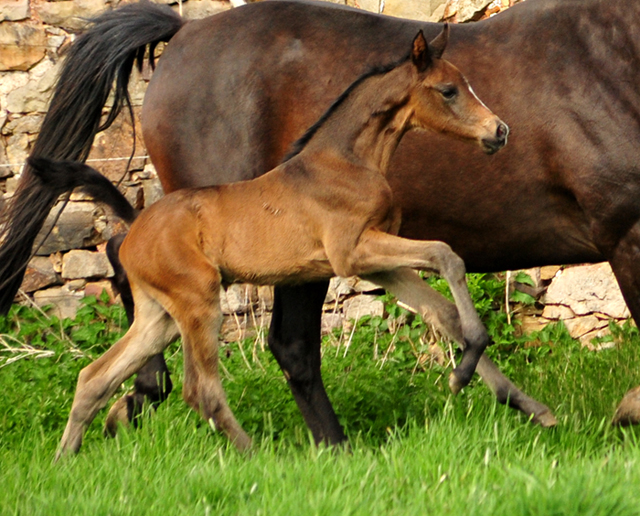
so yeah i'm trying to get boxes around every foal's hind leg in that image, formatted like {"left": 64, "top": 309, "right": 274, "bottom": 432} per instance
{"left": 169, "top": 278, "right": 252, "bottom": 451}
{"left": 105, "top": 234, "right": 173, "bottom": 435}
{"left": 344, "top": 232, "right": 489, "bottom": 394}
{"left": 364, "top": 268, "right": 557, "bottom": 426}
{"left": 57, "top": 290, "right": 178, "bottom": 459}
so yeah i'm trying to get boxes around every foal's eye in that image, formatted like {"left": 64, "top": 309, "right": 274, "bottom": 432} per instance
{"left": 440, "top": 86, "right": 458, "bottom": 100}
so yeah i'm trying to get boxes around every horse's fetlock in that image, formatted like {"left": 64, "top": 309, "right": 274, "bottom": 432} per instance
{"left": 182, "top": 383, "right": 198, "bottom": 408}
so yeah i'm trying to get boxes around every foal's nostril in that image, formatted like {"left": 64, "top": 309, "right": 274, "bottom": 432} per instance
{"left": 481, "top": 122, "right": 509, "bottom": 154}
{"left": 496, "top": 122, "right": 509, "bottom": 140}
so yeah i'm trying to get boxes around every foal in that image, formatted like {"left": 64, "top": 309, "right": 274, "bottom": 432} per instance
{"left": 51, "top": 28, "right": 508, "bottom": 456}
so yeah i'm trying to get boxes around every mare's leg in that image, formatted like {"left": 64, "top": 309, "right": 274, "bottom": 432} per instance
{"left": 106, "top": 234, "right": 135, "bottom": 322}
{"left": 364, "top": 268, "right": 557, "bottom": 426}
{"left": 606, "top": 223, "right": 640, "bottom": 425}
{"left": 269, "top": 283, "right": 346, "bottom": 445}
{"left": 345, "top": 233, "right": 489, "bottom": 393}
{"left": 105, "top": 234, "right": 173, "bottom": 434}
{"left": 57, "top": 290, "right": 179, "bottom": 459}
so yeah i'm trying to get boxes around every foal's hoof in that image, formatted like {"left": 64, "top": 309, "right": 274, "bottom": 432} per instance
{"left": 612, "top": 386, "right": 640, "bottom": 426}
{"left": 531, "top": 409, "right": 558, "bottom": 428}
{"left": 54, "top": 446, "right": 72, "bottom": 463}
{"left": 104, "top": 395, "right": 132, "bottom": 437}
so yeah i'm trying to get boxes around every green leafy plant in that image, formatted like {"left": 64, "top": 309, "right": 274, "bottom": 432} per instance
{"left": 2, "top": 278, "right": 640, "bottom": 515}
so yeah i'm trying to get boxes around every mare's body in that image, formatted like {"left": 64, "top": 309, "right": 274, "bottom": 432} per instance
{"left": 145, "top": 0, "right": 633, "bottom": 273}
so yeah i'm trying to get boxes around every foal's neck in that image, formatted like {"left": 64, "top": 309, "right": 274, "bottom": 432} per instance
{"left": 303, "top": 63, "right": 416, "bottom": 175}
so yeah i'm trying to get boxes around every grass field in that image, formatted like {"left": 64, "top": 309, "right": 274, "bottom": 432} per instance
{"left": 2, "top": 275, "right": 640, "bottom": 515}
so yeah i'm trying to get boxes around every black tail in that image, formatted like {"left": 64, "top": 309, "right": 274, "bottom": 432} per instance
{"left": 0, "top": 1, "right": 183, "bottom": 314}
{"left": 28, "top": 157, "right": 138, "bottom": 225}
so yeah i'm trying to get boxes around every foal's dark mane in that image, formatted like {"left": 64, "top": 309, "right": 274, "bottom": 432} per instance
{"left": 281, "top": 54, "right": 412, "bottom": 163}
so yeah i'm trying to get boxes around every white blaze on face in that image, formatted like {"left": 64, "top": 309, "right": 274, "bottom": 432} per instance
{"left": 467, "top": 81, "right": 491, "bottom": 112}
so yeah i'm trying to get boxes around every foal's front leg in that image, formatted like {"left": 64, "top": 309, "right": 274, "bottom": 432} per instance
{"left": 344, "top": 231, "right": 490, "bottom": 394}
{"left": 364, "top": 267, "right": 557, "bottom": 426}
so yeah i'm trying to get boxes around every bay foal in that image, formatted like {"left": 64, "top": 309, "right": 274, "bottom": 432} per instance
{"left": 53, "top": 28, "right": 508, "bottom": 457}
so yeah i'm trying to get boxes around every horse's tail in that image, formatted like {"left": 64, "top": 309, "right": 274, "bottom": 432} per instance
{"left": 28, "top": 157, "right": 138, "bottom": 225}
{"left": 0, "top": 1, "right": 184, "bottom": 313}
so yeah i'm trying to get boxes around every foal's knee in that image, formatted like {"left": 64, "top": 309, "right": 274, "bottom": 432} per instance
{"left": 181, "top": 378, "right": 200, "bottom": 411}
{"left": 437, "top": 243, "right": 466, "bottom": 279}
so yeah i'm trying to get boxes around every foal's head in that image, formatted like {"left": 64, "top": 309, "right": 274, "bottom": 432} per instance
{"left": 407, "top": 27, "right": 508, "bottom": 155}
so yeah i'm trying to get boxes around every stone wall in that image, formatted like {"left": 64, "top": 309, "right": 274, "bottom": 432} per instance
{"left": 514, "top": 264, "right": 631, "bottom": 349}
{"left": 1, "top": 0, "right": 230, "bottom": 318}
{"left": 1, "top": 0, "right": 631, "bottom": 347}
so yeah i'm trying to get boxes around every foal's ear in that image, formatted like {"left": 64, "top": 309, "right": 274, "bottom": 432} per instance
{"left": 429, "top": 23, "right": 449, "bottom": 60}
{"left": 411, "top": 30, "right": 431, "bottom": 72}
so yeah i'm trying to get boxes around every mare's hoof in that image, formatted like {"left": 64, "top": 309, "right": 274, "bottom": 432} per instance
{"left": 531, "top": 410, "right": 557, "bottom": 427}
{"left": 104, "top": 395, "right": 132, "bottom": 437}
{"left": 612, "top": 386, "right": 640, "bottom": 426}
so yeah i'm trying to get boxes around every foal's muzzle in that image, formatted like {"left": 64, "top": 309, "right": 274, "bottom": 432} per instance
{"left": 481, "top": 121, "right": 509, "bottom": 155}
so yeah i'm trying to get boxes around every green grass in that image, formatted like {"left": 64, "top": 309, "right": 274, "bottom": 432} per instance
{"left": 2, "top": 277, "right": 640, "bottom": 515}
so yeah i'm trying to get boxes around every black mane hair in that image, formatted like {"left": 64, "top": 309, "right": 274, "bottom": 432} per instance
{"left": 281, "top": 53, "right": 412, "bottom": 163}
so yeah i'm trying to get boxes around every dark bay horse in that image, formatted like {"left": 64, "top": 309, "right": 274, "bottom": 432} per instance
{"left": 43, "top": 29, "right": 507, "bottom": 456}
{"left": 4, "top": 0, "right": 639, "bottom": 442}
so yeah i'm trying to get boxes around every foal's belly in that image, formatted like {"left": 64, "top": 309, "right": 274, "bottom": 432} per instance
{"left": 217, "top": 244, "right": 335, "bottom": 286}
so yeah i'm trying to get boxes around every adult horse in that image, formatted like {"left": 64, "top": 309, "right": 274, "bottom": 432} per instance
{"left": 3, "top": 0, "right": 639, "bottom": 442}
